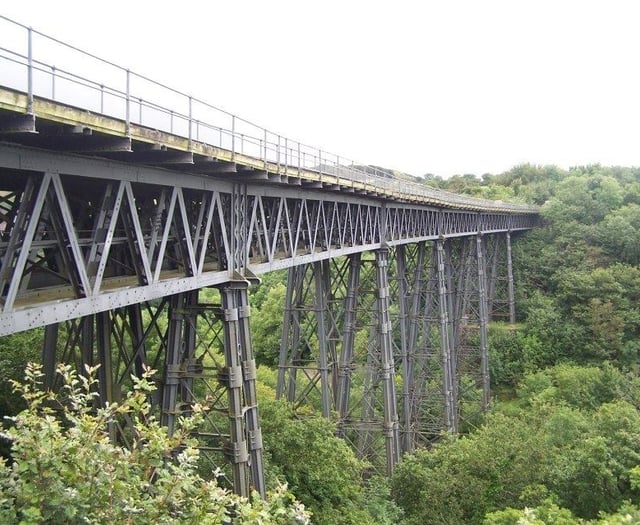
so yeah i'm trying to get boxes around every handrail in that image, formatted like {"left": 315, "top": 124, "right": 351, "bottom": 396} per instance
{"left": 0, "top": 15, "right": 537, "bottom": 214}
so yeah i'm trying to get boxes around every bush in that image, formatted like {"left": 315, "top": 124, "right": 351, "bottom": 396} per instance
{"left": 0, "top": 363, "right": 309, "bottom": 524}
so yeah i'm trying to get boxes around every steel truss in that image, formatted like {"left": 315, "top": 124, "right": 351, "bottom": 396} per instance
{"left": 0, "top": 144, "right": 535, "bottom": 493}
{"left": 277, "top": 233, "right": 514, "bottom": 473}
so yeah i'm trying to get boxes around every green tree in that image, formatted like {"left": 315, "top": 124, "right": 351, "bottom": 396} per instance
{"left": 597, "top": 204, "right": 640, "bottom": 264}
{"left": 252, "top": 282, "right": 287, "bottom": 366}
{"left": 260, "top": 398, "right": 374, "bottom": 525}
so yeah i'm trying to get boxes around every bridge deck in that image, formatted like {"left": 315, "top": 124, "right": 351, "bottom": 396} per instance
{"left": 0, "top": 87, "right": 535, "bottom": 215}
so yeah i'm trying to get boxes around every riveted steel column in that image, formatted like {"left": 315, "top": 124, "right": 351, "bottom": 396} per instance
{"left": 336, "top": 253, "right": 360, "bottom": 436}
{"left": 395, "top": 245, "right": 409, "bottom": 453}
{"left": 217, "top": 279, "right": 251, "bottom": 498}
{"left": 277, "top": 265, "right": 306, "bottom": 402}
{"left": 127, "top": 303, "right": 148, "bottom": 378}
{"left": 42, "top": 324, "right": 59, "bottom": 390}
{"left": 96, "top": 311, "right": 116, "bottom": 441}
{"left": 162, "top": 293, "right": 186, "bottom": 437}
{"left": 395, "top": 245, "right": 413, "bottom": 454}
{"left": 375, "top": 248, "right": 400, "bottom": 475}
{"left": 506, "top": 232, "right": 516, "bottom": 324}
{"left": 436, "top": 240, "right": 456, "bottom": 433}
{"left": 236, "top": 279, "right": 266, "bottom": 498}
{"left": 476, "top": 235, "right": 491, "bottom": 412}
{"left": 405, "top": 242, "right": 428, "bottom": 450}
{"left": 95, "top": 311, "right": 113, "bottom": 402}
{"left": 226, "top": 177, "right": 265, "bottom": 497}
{"left": 276, "top": 267, "right": 296, "bottom": 399}
{"left": 314, "top": 261, "right": 332, "bottom": 418}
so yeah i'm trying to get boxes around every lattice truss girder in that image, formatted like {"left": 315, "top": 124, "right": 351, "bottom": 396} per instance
{"left": 277, "top": 233, "right": 513, "bottom": 470}
{"left": 0, "top": 147, "right": 536, "bottom": 335}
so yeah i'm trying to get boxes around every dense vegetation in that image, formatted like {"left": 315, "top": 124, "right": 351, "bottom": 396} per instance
{"left": 3, "top": 163, "right": 640, "bottom": 523}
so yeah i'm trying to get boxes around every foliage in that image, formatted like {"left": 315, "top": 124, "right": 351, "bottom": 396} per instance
{"left": 0, "top": 330, "right": 43, "bottom": 419}
{"left": 260, "top": 397, "right": 381, "bottom": 525}
{"left": 251, "top": 282, "right": 287, "bottom": 366}
{"left": 0, "top": 363, "right": 309, "bottom": 524}
{"left": 390, "top": 363, "right": 640, "bottom": 524}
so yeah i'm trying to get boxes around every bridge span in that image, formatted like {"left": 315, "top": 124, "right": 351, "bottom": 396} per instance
{"left": 0, "top": 16, "right": 539, "bottom": 497}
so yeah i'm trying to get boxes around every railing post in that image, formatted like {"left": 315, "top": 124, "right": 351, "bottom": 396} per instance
{"left": 231, "top": 115, "right": 236, "bottom": 159}
{"left": 263, "top": 128, "right": 268, "bottom": 164}
{"left": 188, "top": 96, "right": 193, "bottom": 149}
{"left": 27, "top": 26, "right": 33, "bottom": 115}
{"left": 284, "top": 137, "right": 288, "bottom": 173}
{"left": 125, "top": 69, "right": 131, "bottom": 137}
{"left": 277, "top": 135, "right": 281, "bottom": 173}
{"left": 51, "top": 65, "right": 56, "bottom": 100}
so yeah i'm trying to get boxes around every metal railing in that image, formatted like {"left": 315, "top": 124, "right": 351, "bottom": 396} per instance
{"left": 0, "top": 15, "right": 537, "bottom": 213}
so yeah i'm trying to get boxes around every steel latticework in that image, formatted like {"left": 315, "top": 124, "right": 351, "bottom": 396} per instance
{"left": 277, "top": 233, "right": 523, "bottom": 473}
{"left": 0, "top": 15, "right": 541, "bottom": 498}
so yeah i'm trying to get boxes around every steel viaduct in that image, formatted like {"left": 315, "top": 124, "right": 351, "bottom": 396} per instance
{"left": 0, "top": 16, "right": 539, "bottom": 498}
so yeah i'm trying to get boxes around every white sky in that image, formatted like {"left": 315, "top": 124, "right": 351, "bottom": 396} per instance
{"left": 3, "top": 0, "right": 640, "bottom": 178}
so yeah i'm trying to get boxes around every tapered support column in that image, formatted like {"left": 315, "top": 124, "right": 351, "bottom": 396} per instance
{"left": 506, "top": 232, "right": 516, "bottom": 324}
{"left": 436, "top": 240, "right": 457, "bottom": 433}
{"left": 217, "top": 280, "right": 252, "bottom": 498}
{"left": 395, "top": 245, "right": 412, "bottom": 453}
{"left": 375, "top": 248, "right": 400, "bottom": 475}
{"left": 235, "top": 280, "right": 266, "bottom": 498}
{"left": 336, "top": 254, "right": 360, "bottom": 436}
{"left": 314, "top": 261, "right": 332, "bottom": 418}
{"left": 276, "top": 267, "right": 298, "bottom": 401}
{"left": 476, "top": 235, "right": 491, "bottom": 412}
{"left": 161, "top": 294, "right": 187, "bottom": 437}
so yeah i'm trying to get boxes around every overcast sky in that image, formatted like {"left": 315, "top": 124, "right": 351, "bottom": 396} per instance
{"left": 3, "top": 0, "right": 640, "bottom": 177}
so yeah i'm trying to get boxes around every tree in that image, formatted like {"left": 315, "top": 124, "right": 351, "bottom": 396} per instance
{"left": 597, "top": 204, "right": 640, "bottom": 265}
{"left": 251, "top": 282, "right": 287, "bottom": 366}
{"left": 259, "top": 397, "right": 375, "bottom": 525}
